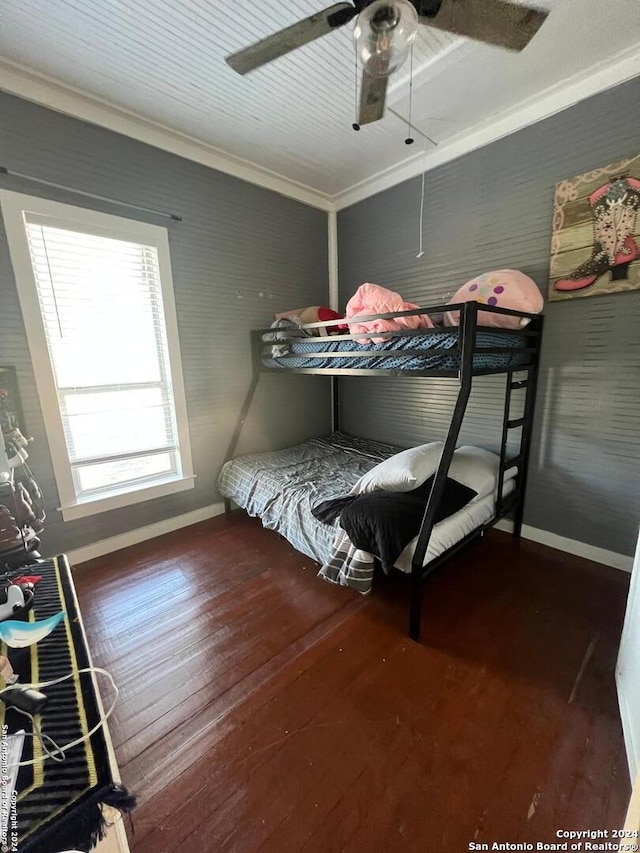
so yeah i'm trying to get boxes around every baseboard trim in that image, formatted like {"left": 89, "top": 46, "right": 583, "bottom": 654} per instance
{"left": 67, "top": 503, "right": 632, "bottom": 573}
{"left": 494, "top": 520, "right": 633, "bottom": 573}
{"left": 68, "top": 502, "right": 226, "bottom": 565}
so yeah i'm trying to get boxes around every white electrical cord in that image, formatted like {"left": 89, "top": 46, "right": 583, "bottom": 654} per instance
{"left": 4, "top": 667, "right": 118, "bottom": 767}
{"left": 11, "top": 707, "right": 66, "bottom": 763}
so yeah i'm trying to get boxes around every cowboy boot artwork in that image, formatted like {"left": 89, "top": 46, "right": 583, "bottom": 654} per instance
{"left": 555, "top": 175, "right": 640, "bottom": 292}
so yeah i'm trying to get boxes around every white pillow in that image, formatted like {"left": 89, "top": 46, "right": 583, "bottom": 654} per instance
{"left": 447, "top": 446, "right": 517, "bottom": 500}
{"left": 351, "top": 441, "right": 444, "bottom": 495}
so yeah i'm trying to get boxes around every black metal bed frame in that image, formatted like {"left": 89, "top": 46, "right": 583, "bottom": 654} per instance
{"left": 223, "top": 301, "right": 544, "bottom": 641}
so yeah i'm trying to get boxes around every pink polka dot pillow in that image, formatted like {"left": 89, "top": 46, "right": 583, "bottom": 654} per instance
{"left": 444, "top": 270, "right": 543, "bottom": 329}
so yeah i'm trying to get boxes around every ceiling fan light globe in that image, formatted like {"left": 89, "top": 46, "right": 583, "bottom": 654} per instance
{"left": 354, "top": 0, "right": 418, "bottom": 77}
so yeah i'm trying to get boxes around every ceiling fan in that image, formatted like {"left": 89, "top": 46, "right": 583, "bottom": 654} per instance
{"left": 225, "top": 0, "right": 549, "bottom": 127}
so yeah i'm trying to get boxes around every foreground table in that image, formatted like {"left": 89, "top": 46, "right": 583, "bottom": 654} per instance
{"left": 2, "top": 555, "right": 134, "bottom": 853}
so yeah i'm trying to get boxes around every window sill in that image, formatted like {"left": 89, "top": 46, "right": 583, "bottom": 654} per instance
{"left": 58, "top": 475, "right": 196, "bottom": 521}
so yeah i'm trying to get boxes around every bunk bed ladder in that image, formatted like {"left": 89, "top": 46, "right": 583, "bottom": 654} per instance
{"left": 496, "top": 371, "right": 518, "bottom": 519}
{"left": 496, "top": 317, "right": 543, "bottom": 537}
{"left": 512, "top": 353, "right": 541, "bottom": 538}
{"left": 408, "top": 302, "right": 477, "bottom": 642}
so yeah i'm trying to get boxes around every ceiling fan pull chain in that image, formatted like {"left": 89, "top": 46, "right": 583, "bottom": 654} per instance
{"left": 405, "top": 40, "right": 415, "bottom": 145}
{"left": 416, "top": 139, "right": 428, "bottom": 258}
{"left": 352, "top": 46, "right": 360, "bottom": 131}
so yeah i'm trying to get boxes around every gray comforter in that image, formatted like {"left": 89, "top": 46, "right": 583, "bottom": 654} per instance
{"left": 217, "top": 432, "right": 398, "bottom": 565}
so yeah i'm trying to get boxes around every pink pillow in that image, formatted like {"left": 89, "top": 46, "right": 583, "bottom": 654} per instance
{"left": 444, "top": 270, "right": 543, "bottom": 329}
{"left": 346, "top": 283, "right": 434, "bottom": 343}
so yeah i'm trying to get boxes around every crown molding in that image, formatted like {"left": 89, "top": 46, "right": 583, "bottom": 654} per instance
{"left": 0, "top": 59, "right": 335, "bottom": 212}
{"left": 333, "top": 43, "right": 640, "bottom": 210}
{"left": 2, "top": 44, "right": 639, "bottom": 215}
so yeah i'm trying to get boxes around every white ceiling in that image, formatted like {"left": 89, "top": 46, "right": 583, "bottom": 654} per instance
{"left": 1, "top": 0, "right": 639, "bottom": 203}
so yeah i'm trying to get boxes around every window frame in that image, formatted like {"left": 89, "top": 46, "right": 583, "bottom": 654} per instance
{"left": 0, "top": 190, "right": 194, "bottom": 521}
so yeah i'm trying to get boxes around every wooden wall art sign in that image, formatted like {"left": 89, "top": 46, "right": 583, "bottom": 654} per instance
{"left": 549, "top": 153, "right": 640, "bottom": 301}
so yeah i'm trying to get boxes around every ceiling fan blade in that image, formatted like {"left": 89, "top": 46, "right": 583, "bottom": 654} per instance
{"left": 358, "top": 71, "right": 389, "bottom": 126}
{"left": 226, "top": 3, "right": 357, "bottom": 75}
{"left": 421, "top": 0, "right": 549, "bottom": 51}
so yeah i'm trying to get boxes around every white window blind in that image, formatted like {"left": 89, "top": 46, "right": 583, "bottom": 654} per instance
{"left": 24, "top": 219, "right": 183, "bottom": 500}
{"left": 1, "top": 191, "right": 193, "bottom": 519}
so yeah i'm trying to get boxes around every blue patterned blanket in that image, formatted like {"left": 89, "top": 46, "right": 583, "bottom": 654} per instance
{"left": 262, "top": 330, "right": 525, "bottom": 372}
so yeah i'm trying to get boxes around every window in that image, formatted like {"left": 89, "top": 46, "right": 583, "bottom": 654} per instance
{"left": 1, "top": 191, "right": 194, "bottom": 520}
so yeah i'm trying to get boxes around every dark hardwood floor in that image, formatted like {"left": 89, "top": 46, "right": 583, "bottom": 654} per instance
{"left": 73, "top": 513, "right": 631, "bottom": 852}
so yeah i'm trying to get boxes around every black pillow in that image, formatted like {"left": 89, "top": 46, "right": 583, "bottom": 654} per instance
{"left": 338, "top": 475, "right": 477, "bottom": 574}
{"left": 398, "top": 474, "right": 477, "bottom": 520}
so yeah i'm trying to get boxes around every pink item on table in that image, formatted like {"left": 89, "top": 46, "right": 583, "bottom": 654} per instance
{"left": 0, "top": 654, "right": 15, "bottom": 682}
{"left": 346, "top": 283, "right": 434, "bottom": 343}
{"left": 13, "top": 575, "right": 43, "bottom": 586}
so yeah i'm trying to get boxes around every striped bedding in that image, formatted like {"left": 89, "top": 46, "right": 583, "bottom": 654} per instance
{"left": 217, "top": 433, "right": 398, "bottom": 567}
{"left": 218, "top": 432, "right": 507, "bottom": 594}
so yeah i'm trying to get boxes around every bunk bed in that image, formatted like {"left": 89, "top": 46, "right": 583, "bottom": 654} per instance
{"left": 219, "top": 300, "right": 543, "bottom": 641}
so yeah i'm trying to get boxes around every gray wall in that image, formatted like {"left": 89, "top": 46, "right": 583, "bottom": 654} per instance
{"left": 337, "top": 75, "right": 640, "bottom": 557}
{"left": 0, "top": 92, "right": 331, "bottom": 555}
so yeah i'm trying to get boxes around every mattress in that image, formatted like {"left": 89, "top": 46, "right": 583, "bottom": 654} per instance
{"left": 217, "top": 433, "right": 396, "bottom": 566}
{"left": 217, "top": 433, "right": 510, "bottom": 574}
{"left": 394, "top": 480, "right": 514, "bottom": 573}
{"left": 261, "top": 329, "right": 527, "bottom": 372}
